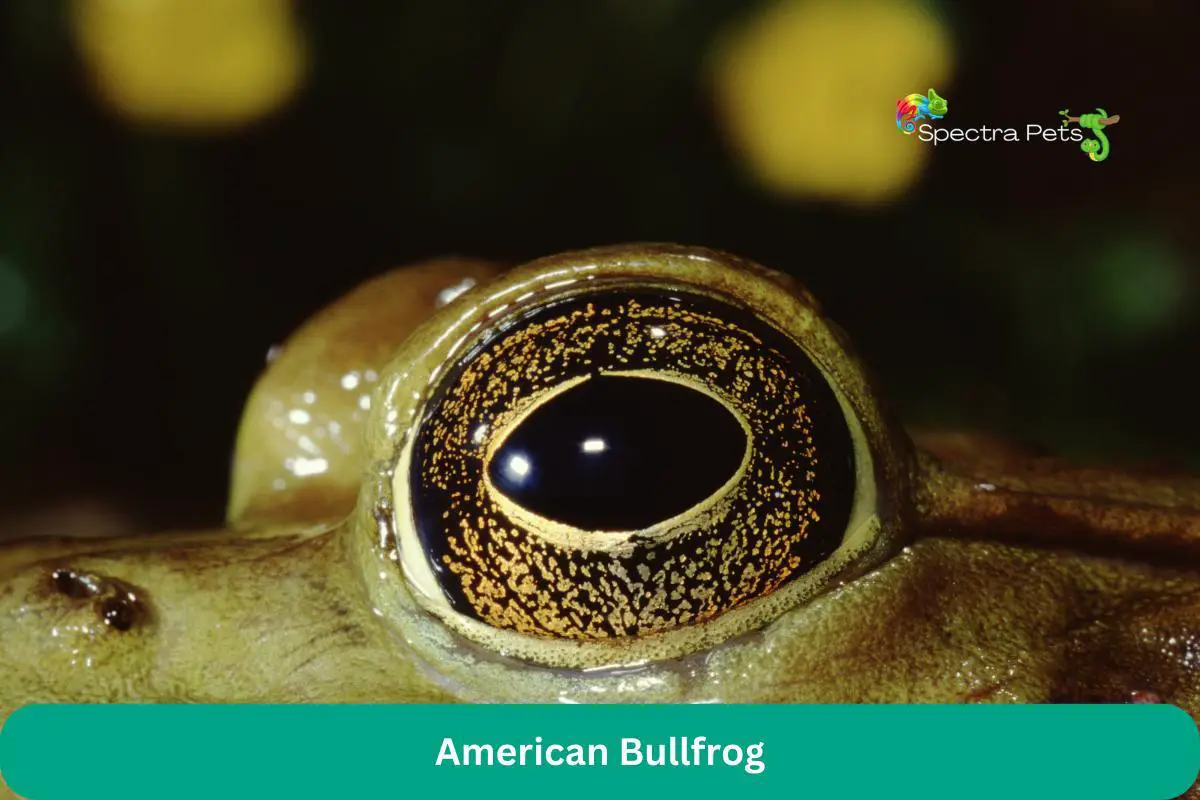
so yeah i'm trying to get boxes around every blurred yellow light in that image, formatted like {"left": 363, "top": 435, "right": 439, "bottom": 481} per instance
{"left": 713, "top": 0, "right": 954, "bottom": 205}
{"left": 70, "top": 0, "right": 307, "bottom": 129}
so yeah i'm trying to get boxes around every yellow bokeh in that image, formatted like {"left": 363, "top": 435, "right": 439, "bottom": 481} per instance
{"left": 713, "top": 0, "right": 954, "bottom": 205}
{"left": 70, "top": 0, "right": 307, "bottom": 129}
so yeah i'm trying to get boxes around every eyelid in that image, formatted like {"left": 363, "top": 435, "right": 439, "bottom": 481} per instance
{"left": 354, "top": 244, "right": 913, "bottom": 682}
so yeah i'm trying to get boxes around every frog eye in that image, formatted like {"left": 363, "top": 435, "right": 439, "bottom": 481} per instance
{"left": 371, "top": 245, "right": 907, "bottom": 669}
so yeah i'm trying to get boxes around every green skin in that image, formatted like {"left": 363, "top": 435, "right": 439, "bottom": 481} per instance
{"left": 1061, "top": 108, "right": 1111, "bottom": 162}
{"left": 1, "top": 244, "right": 1198, "bottom": 793}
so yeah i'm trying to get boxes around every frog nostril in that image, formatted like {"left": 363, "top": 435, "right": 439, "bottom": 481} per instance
{"left": 51, "top": 568, "right": 92, "bottom": 599}
{"left": 48, "top": 566, "right": 147, "bottom": 632}
{"left": 99, "top": 595, "right": 138, "bottom": 631}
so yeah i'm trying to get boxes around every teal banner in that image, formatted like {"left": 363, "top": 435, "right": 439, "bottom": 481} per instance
{"left": 2, "top": 704, "right": 1197, "bottom": 799}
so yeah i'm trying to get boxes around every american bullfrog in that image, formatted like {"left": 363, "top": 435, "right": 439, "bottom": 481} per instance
{"left": 2, "top": 244, "right": 1198, "bottom": 718}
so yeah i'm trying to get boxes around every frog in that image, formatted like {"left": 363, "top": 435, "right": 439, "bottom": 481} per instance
{"left": 1, "top": 243, "right": 1198, "bottom": 728}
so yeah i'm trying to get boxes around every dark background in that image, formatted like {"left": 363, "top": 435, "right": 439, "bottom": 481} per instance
{"left": 1, "top": 0, "right": 1197, "bottom": 532}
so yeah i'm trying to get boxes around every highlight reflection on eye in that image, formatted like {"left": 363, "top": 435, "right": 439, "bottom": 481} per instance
{"left": 486, "top": 375, "right": 748, "bottom": 531}
{"left": 406, "top": 289, "right": 856, "bottom": 643}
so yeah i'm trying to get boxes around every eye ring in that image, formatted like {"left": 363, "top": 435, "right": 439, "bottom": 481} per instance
{"left": 354, "top": 244, "right": 913, "bottom": 672}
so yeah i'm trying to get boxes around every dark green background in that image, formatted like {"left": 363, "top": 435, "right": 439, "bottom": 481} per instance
{"left": 1, "top": 0, "right": 1197, "bottom": 529}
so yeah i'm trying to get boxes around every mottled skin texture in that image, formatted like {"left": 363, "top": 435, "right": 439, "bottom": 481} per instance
{"left": 2, "top": 245, "right": 1199, "bottom": 795}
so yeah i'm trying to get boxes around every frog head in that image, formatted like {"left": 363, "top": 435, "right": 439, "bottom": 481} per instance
{"left": 1, "top": 244, "right": 1197, "bottom": 711}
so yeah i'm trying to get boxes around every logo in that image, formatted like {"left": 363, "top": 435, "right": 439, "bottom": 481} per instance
{"left": 1059, "top": 108, "right": 1120, "bottom": 162}
{"left": 895, "top": 92, "right": 1121, "bottom": 163}
{"left": 896, "top": 88, "right": 947, "bottom": 135}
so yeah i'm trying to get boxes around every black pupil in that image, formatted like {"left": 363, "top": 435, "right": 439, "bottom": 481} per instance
{"left": 487, "top": 376, "right": 747, "bottom": 530}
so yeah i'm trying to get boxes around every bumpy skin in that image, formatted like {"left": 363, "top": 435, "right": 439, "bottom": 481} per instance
{"left": 2, "top": 246, "right": 1199, "bottom": 796}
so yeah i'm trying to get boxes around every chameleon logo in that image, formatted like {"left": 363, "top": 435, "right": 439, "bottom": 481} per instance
{"left": 896, "top": 88, "right": 947, "bottom": 135}
{"left": 1059, "top": 108, "right": 1120, "bottom": 162}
